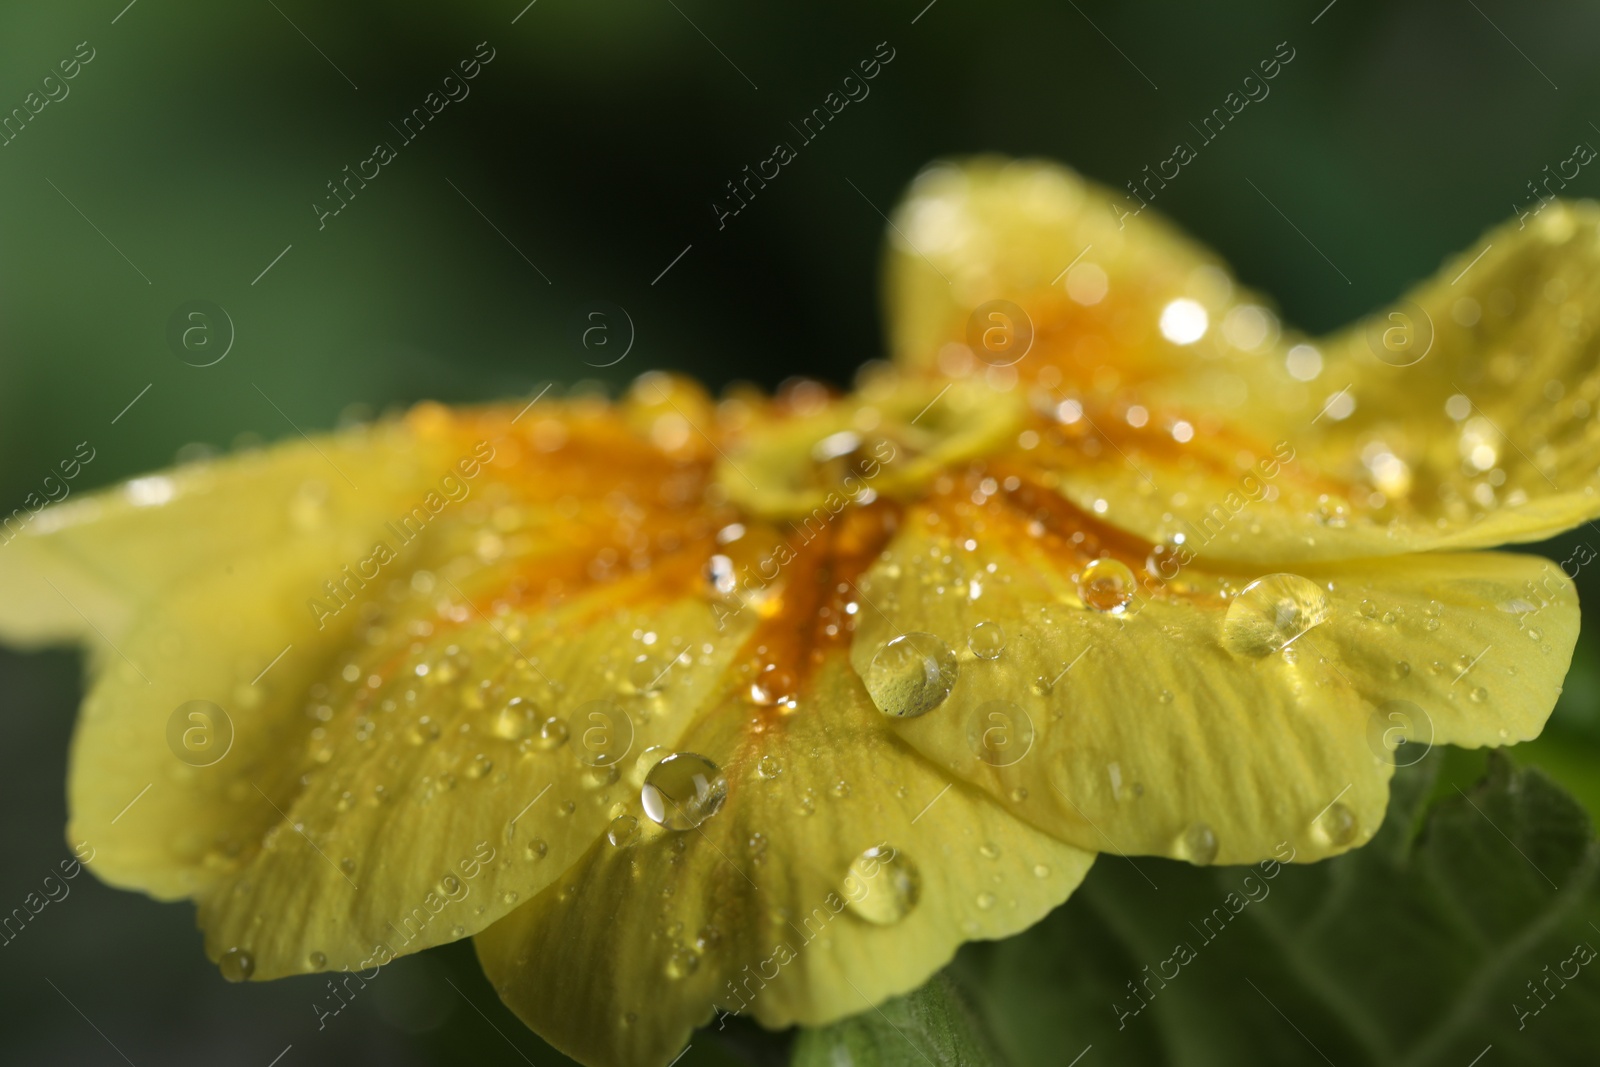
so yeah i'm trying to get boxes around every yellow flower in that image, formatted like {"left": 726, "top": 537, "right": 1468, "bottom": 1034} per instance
{"left": 0, "top": 156, "right": 1588, "bottom": 1067}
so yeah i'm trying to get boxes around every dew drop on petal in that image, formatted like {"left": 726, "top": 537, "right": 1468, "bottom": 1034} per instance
{"left": 841, "top": 845, "right": 920, "bottom": 925}
{"left": 641, "top": 752, "right": 728, "bottom": 830}
{"left": 406, "top": 717, "right": 441, "bottom": 746}
{"left": 665, "top": 947, "right": 700, "bottom": 979}
{"left": 524, "top": 838, "right": 548, "bottom": 862}
{"left": 464, "top": 754, "right": 493, "bottom": 780}
{"left": 756, "top": 754, "right": 784, "bottom": 780}
{"left": 607, "top": 814, "right": 640, "bottom": 847}
{"left": 967, "top": 621, "right": 1007, "bottom": 660}
{"left": 865, "top": 633, "right": 959, "bottom": 719}
{"left": 308, "top": 951, "right": 327, "bottom": 970}
{"left": 704, "top": 554, "right": 737, "bottom": 597}
{"left": 220, "top": 948, "right": 255, "bottom": 983}
{"left": 1175, "top": 822, "right": 1219, "bottom": 865}
{"left": 1078, "top": 558, "right": 1137, "bottom": 614}
{"left": 1311, "top": 802, "right": 1357, "bottom": 847}
{"left": 535, "top": 716, "right": 569, "bottom": 751}
{"left": 975, "top": 892, "right": 996, "bottom": 910}
{"left": 1221, "top": 574, "right": 1331, "bottom": 656}
{"left": 491, "top": 698, "right": 536, "bottom": 741}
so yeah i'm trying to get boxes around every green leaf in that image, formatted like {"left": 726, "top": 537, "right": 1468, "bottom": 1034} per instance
{"left": 942, "top": 753, "right": 1600, "bottom": 1066}
{"left": 791, "top": 973, "right": 1006, "bottom": 1067}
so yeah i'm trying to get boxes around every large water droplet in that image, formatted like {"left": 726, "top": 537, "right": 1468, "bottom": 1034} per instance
{"left": 219, "top": 947, "right": 255, "bottom": 983}
{"left": 841, "top": 845, "right": 920, "bottom": 925}
{"left": 308, "top": 951, "right": 327, "bottom": 970}
{"left": 1078, "top": 558, "right": 1138, "bottom": 613}
{"left": 491, "top": 698, "right": 537, "bottom": 741}
{"left": 1221, "top": 574, "right": 1331, "bottom": 656}
{"left": 1312, "top": 802, "right": 1357, "bottom": 847}
{"left": 967, "top": 621, "right": 1007, "bottom": 660}
{"left": 641, "top": 752, "right": 728, "bottom": 830}
{"left": 865, "top": 633, "right": 959, "bottom": 718}
{"left": 1175, "top": 822, "right": 1218, "bottom": 865}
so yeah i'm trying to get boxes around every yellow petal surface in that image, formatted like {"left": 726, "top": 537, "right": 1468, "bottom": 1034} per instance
{"left": 0, "top": 425, "right": 445, "bottom": 647}
{"left": 475, "top": 654, "right": 1093, "bottom": 1067}
{"left": 846, "top": 470, "right": 1579, "bottom": 867}
{"left": 886, "top": 157, "right": 1600, "bottom": 561}
{"left": 43, "top": 396, "right": 786, "bottom": 980}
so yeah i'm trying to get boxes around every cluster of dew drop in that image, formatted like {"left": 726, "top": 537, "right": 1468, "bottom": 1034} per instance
{"left": 846, "top": 513, "right": 1394, "bottom": 874}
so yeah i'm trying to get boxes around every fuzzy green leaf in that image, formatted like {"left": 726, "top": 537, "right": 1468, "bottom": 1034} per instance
{"left": 940, "top": 753, "right": 1600, "bottom": 1066}
{"left": 791, "top": 973, "right": 1007, "bottom": 1067}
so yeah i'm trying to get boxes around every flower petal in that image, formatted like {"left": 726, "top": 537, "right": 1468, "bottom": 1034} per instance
{"left": 886, "top": 157, "right": 1600, "bottom": 560}
{"left": 846, "top": 474, "right": 1578, "bottom": 867}
{"left": 27, "top": 399, "right": 770, "bottom": 979}
{"left": 475, "top": 654, "right": 1093, "bottom": 1067}
{"left": 0, "top": 424, "right": 447, "bottom": 647}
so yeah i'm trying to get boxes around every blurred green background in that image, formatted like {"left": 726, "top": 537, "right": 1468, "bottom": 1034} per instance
{"left": 2, "top": 0, "right": 1599, "bottom": 1063}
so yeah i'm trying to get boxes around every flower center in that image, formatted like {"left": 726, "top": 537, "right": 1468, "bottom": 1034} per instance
{"left": 715, "top": 380, "right": 1024, "bottom": 522}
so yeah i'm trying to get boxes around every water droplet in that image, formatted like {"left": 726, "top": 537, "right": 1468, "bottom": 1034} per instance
{"left": 491, "top": 698, "right": 537, "bottom": 741}
{"left": 535, "top": 716, "right": 569, "bottom": 750}
{"left": 831, "top": 779, "right": 852, "bottom": 799}
{"left": 978, "top": 842, "right": 1000, "bottom": 859}
{"left": 403, "top": 723, "right": 441, "bottom": 748}
{"left": 1221, "top": 574, "right": 1331, "bottom": 656}
{"left": 308, "top": 951, "right": 327, "bottom": 969}
{"left": 607, "top": 814, "right": 640, "bottom": 847}
{"left": 627, "top": 655, "right": 668, "bottom": 695}
{"left": 1175, "top": 822, "right": 1218, "bottom": 865}
{"left": 665, "top": 947, "right": 699, "bottom": 979}
{"left": 219, "top": 947, "right": 255, "bottom": 983}
{"left": 1078, "top": 558, "right": 1137, "bottom": 613}
{"left": 584, "top": 763, "right": 621, "bottom": 790}
{"left": 967, "top": 621, "right": 1007, "bottom": 660}
{"left": 464, "top": 754, "right": 493, "bottom": 780}
{"left": 705, "top": 554, "right": 737, "bottom": 597}
{"left": 841, "top": 845, "right": 920, "bottom": 925}
{"left": 1470, "top": 686, "right": 1488, "bottom": 704}
{"left": 865, "top": 633, "right": 959, "bottom": 719}
{"left": 502, "top": 890, "right": 520, "bottom": 905}
{"left": 975, "top": 892, "right": 996, "bottom": 910}
{"left": 794, "top": 788, "right": 817, "bottom": 817}
{"left": 339, "top": 857, "right": 356, "bottom": 876}
{"left": 1312, "top": 802, "right": 1357, "bottom": 847}
{"left": 524, "top": 838, "right": 548, "bottom": 861}
{"left": 756, "top": 754, "right": 784, "bottom": 780}
{"left": 1032, "top": 864, "right": 1051, "bottom": 879}
{"left": 641, "top": 752, "right": 728, "bottom": 830}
